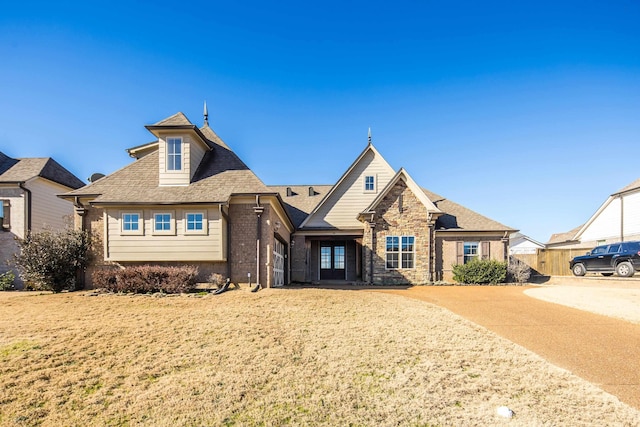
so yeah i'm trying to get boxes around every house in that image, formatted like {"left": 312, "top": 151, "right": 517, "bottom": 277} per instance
{"left": 0, "top": 151, "right": 85, "bottom": 286}
{"left": 548, "top": 178, "right": 640, "bottom": 249}
{"left": 509, "top": 232, "right": 545, "bottom": 255}
{"left": 62, "top": 112, "right": 516, "bottom": 287}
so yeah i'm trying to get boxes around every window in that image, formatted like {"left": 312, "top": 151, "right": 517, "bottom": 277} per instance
{"left": 607, "top": 244, "right": 621, "bottom": 254}
{"left": 152, "top": 212, "right": 175, "bottom": 235}
{"left": 386, "top": 236, "right": 415, "bottom": 269}
{"left": 185, "top": 212, "right": 207, "bottom": 234}
{"left": 0, "top": 199, "right": 9, "bottom": 229}
{"left": 464, "top": 242, "right": 479, "bottom": 264}
{"left": 364, "top": 175, "right": 375, "bottom": 192}
{"left": 321, "top": 246, "right": 332, "bottom": 269}
{"left": 121, "top": 212, "right": 143, "bottom": 235}
{"left": 166, "top": 137, "right": 182, "bottom": 171}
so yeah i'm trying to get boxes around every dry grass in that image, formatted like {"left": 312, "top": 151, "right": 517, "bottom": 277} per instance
{"left": 0, "top": 288, "right": 639, "bottom": 426}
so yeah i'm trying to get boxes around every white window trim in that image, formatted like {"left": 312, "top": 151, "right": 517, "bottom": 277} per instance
{"left": 385, "top": 235, "right": 415, "bottom": 270}
{"left": 363, "top": 174, "right": 376, "bottom": 193}
{"left": 152, "top": 211, "right": 176, "bottom": 236}
{"left": 184, "top": 211, "right": 208, "bottom": 235}
{"left": 166, "top": 137, "right": 183, "bottom": 172}
{"left": 120, "top": 211, "right": 144, "bottom": 236}
{"left": 463, "top": 242, "right": 479, "bottom": 264}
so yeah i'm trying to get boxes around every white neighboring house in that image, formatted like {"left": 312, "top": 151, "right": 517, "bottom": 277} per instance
{"left": 547, "top": 178, "right": 640, "bottom": 249}
{"left": 509, "top": 232, "right": 545, "bottom": 255}
{"left": 0, "top": 151, "right": 85, "bottom": 287}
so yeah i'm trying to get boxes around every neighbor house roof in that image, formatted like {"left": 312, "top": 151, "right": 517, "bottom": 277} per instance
{"left": 613, "top": 177, "right": 640, "bottom": 195}
{"left": 268, "top": 185, "right": 333, "bottom": 228}
{"left": 547, "top": 224, "right": 583, "bottom": 245}
{"left": 0, "top": 152, "right": 84, "bottom": 189}
{"left": 423, "top": 188, "right": 516, "bottom": 232}
{"left": 63, "top": 117, "right": 269, "bottom": 204}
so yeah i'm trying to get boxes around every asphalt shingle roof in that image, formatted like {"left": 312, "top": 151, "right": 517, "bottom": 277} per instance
{"left": 64, "top": 123, "right": 268, "bottom": 204}
{"left": 268, "top": 185, "right": 333, "bottom": 228}
{"left": 423, "top": 188, "right": 515, "bottom": 232}
{"left": 0, "top": 152, "right": 84, "bottom": 189}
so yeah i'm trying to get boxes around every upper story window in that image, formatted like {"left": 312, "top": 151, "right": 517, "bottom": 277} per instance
{"left": 166, "top": 137, "right": 183, "bottom": 171}
{"left": 185, "top": 212, "right": 207, "bottom": 235}
{"left": 153, "top": 212, "right": 175, "bottom": 235}
{"left": 364, "top": 175, "right": 375, "bottom": 192}
{"left": 122, "top": 213, "right": 140, "bottom": 231}
{"left": 121, "top": 211, "right": 143, "bottom": 235}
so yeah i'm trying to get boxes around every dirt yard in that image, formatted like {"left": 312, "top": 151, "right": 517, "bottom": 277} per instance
{"left": 1, "top": 288, "right": 639, "bottom": 426}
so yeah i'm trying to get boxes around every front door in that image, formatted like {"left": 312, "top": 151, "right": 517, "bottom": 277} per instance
{"left": 320, "top": 241, "right": 346, "bottom": 280}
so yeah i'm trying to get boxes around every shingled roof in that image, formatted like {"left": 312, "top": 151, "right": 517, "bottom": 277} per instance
{"left": 0, "top": 152, "right": 84, "bottom": 189}
{"left": 63, "top": 119, "right": 268, "bottom": 204}
{"left": 423, "top": 188, "right": 515, "bottom": 232}
{"left": 268, "top": 185, "right": 333, "bottom": 228}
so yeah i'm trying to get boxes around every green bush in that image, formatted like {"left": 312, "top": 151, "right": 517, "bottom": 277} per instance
{"left": 452, "top": 259, "right": 507, "bottom": 285}
{"left": 0, "top": 271, "right": 15, "bottom": 291}
{"left": 13, "top": 228, "right": 91, "bottom": 292}
{"left": 92, "top": 265, "right": 199, "bottom": 294}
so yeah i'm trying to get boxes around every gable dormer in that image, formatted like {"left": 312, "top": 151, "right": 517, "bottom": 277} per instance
{"left": 144, "top": 112, "right": 212, "bottom": 187}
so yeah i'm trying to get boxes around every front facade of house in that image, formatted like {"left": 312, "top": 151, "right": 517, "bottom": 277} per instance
{"left": 63, "top": 112, "right": 516, "bottom": 287}
{"left": 0, "top": 152, "right": 85, "bottom": 286}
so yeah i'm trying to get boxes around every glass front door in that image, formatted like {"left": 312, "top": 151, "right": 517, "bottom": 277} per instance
{"left": 320, "top": 241, "right": 346, "bottom": 280}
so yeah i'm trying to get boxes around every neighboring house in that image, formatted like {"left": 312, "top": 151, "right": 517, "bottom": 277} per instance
{"left": 62, "top": 112, "right": 516, "bottom": 287}
{"left": 509, "top": 232, "right": 545, "bottom": 255}
{"left": 0, "top": 151, "right": 85, "bottom": 286}
{"left": 548, "top": 178, "right": 640, "bottom": 249}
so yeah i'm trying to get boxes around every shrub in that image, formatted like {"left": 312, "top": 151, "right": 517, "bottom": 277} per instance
{"left": 507, "top": 257, "right": 531, "bottom": 284}
{"left": 13, "top": 228, "right": 91, "bottom": 292}
{"left": 91, "top": 265, "right": 198, "bottom": 294}
{"left": 452, "top": 259, "right": 507, "bottom": 285}
{"left": 0, "top": 271, "right": 15, "bottom": 291}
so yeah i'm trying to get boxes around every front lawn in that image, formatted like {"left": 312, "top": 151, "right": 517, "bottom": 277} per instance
{"left": 0, "top": 289, "right": 638, "bottom": 425}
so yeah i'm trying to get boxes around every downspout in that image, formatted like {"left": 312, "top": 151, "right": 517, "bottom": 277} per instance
{"left": 368, "top": 213, "right": 375, "bottom": 285}
{"left": 428, "top": 213, "right": 435, "bottom": 283}
{"left": 220, "top": 204, "right": 231, "bottom": 280}
{"left": 254, "top": 196, "right": 265, "bottom": 289}
{"left": 19, "top": 183, "right": 32, "bottom": 236}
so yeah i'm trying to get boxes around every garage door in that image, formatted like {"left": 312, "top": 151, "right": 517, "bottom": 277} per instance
{"left": 273, "top": 239, "right": 285, "bottom": 287}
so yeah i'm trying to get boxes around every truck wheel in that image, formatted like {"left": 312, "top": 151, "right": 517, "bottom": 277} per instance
{"left": 572, "top": 263, "right": 586, "bottom": 276}
{"left": 616, "top": 262, "right": 635, "bottom": 277}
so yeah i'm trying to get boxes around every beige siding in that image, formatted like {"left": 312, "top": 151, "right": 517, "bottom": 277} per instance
{"left": 105, "top": 206, "right": 225, "bottom": 261}
{"left": 26, "top": 178, "right": 75, "bottom": 233}
{"left": 304, "top": 149, "right": 394, "bottom": 229}
{"left": 158, "top": 135, "right": 190, "bottom": 186}
{"left": 189, "top": 139, "right": 207, "bottom": 180}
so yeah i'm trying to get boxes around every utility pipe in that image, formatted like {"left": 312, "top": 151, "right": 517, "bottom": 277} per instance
{"left": 19, "top": 182, "right": 31, "bottom": 237}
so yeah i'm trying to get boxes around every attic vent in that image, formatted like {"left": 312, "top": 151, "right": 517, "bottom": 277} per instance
{"left": 398, "top": 194, "right": 403, "bottom": 213}
{"left": 309, "top": 186, "right": 316, "bottom": 196}
{"left": 286, "top": 187, "right": 293, "bottom": 197}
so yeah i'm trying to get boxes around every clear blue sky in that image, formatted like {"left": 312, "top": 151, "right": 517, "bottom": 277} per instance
{"left": 1, "top": 1, "right": 639, "bottom": 243}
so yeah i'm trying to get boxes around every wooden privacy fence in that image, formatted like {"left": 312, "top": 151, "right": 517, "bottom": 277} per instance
{"left": 512, "top": 248, "right": 590, "bottom": 276}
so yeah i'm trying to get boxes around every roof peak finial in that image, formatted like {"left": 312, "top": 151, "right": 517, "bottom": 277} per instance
{"left": 203, "top": 101, "right": 209, "bottom": 126}
{"left": 367, "top": 127, "right": 372, "bottom": 145}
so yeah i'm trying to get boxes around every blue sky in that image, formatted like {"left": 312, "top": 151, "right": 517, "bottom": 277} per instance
{"left": 1, "top": 1, "right": 639, "bottom": 243}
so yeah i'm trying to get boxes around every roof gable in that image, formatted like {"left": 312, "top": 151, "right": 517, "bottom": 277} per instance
{"left": 361, "top": 168, "right": 442, "bottom": 219}
{"left": 299, "top": 143, "right": 395, "bottom": 229}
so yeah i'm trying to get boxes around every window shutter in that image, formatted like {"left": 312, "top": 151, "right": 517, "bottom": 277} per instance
{"left": 481, "top": 241, "right": 490, "bottom": 260}
{"left": 456, "top": 241, "right": 464, "bottom": 264}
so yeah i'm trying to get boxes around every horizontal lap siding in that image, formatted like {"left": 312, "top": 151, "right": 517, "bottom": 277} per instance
{"left": 28, "top": 179, "right": 75, "bottom": 232}
{"left": 305, "top": 150, "right": 394, "bottom": 229}
{"left": 106, "top": 207, "right": 224, "bottom": 261}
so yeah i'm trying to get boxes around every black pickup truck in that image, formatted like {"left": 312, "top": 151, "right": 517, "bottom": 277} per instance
{"left": 570, "top": 241, "right": 640, "bottom": 277}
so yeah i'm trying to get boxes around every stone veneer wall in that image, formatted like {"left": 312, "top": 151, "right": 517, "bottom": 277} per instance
{"left": 363, "top": 180, "right": 431, "bottom": 285}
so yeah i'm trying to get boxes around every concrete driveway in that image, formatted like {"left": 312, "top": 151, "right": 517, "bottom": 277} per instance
{"left": 379, "top": 281, "right": 640, "bottom": 410}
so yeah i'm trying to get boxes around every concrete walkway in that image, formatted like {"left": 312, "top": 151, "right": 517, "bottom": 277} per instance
{"left": 379, "top": 285, "right": 640, "bottom": 410}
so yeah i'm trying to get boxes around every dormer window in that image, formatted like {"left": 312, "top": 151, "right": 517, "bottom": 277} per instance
{"left": 364, "top": 175, "right": 375, "bottom": 192}
{"left": 166, "top": 137, "right": 182, "bottom": 171}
